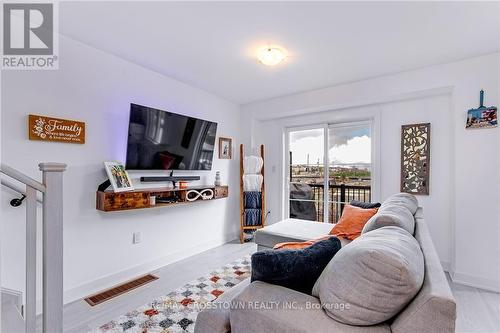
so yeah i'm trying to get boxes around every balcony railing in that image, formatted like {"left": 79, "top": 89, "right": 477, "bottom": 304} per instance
{"left": 290, "top": 183, "right": 371, "bottom": 223}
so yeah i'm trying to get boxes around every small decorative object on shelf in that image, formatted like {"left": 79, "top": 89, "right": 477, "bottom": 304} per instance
{"left": 401, "top": 123, "right": 430, "bottom": 195}
{"left": 218, "top": 137, "right": 232, "bottom": 159}
{"left": 186, "top": 189, "right": 214, "bottom": 202}
{"left": 214, "top": 171, "right": 221, "bottom": 186}
{"left": 103, "top": 161, "right": 134, "bottom": 192}
{"left": 466, "top": 90, "right": 497, "bottom": 129}
{"left": 149, "top": 196, "right": 156, "bottom": 206}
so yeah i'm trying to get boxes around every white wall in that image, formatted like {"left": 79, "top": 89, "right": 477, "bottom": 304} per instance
{"left": 242, "top": 53, "right": 500, "bottom": 292}
{"left": 1, "top": 35, "right": 241, "bottom": 304}
{"left": 379, "top": 96, "right": 452, "bottom": 267}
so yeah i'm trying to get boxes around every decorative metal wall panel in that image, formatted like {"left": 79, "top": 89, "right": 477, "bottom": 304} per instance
{"left": 401, "top": 123, "right": 430, "bottom": 195}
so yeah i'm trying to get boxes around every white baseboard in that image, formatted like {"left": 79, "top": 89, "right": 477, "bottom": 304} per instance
{"left": 450, "top": 270, "right": 500, "bottom": 293}
{"left": 62, "top": 232, "right": 238, "bottom": 306}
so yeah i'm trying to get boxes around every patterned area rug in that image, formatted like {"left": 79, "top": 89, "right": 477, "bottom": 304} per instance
{"left": 90, "top": 256, "right": 251, "bottom": 333}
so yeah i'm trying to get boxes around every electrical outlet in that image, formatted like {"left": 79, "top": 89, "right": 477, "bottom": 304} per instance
{"left": 133, "top": 232, "right": 142, "bottom": 244}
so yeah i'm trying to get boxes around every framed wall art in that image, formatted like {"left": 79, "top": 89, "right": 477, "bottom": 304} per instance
{"left": 401, "top": 123, "right": 431, "bottom": 195}
{"left": 104, "top": 161, "right": 134, "bottom": 192}
{"left": 218, "top": 137, "right": 232, "bottom": 159}
{"left": 466, "top": 90, "right": 497, "bottom": 129}
{"left": 29, "top": 114, "right": 85, "bottom": 144}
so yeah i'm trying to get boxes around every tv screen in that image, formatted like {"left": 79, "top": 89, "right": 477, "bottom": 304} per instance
{"left": 126, "top": 104, "right": 218, "bottom": 170}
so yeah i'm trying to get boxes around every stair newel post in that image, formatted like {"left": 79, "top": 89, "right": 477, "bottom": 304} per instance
{"left": 39, "top": 163, "right": 66, "bottom": 333}
{"left": 25, "top": 185, "right": 38, "bottom": 333}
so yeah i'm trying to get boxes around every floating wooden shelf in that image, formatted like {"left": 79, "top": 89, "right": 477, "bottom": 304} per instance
{"left": 96, "top": 185, "right": 228, "bottom": 212}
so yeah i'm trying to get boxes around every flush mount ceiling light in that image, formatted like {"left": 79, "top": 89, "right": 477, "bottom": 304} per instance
{"left": 256, "top": 46, "right": 287, "bottom": 66}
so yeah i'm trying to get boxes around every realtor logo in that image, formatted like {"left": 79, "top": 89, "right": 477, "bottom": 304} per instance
{"left": 2, "top": 2, "right": 58, "bottom": 69}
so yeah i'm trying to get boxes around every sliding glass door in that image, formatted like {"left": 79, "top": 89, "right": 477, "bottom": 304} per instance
{"left": 288, "top": 127, "right": 326, "bottom": 222}
{"left": 327, "top": 122, "right": 372, "bottom": 223}
{"left": 287, "top": 121, "right": 372, "bottom": 223}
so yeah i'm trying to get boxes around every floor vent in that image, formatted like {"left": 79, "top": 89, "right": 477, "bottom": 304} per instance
{"left": 84, "top": 274, "right": 158, "bottom": 306}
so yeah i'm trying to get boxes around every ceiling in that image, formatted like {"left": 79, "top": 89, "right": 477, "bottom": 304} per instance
{"left": 60, "top": 1, "right": 500, "bottom": 104}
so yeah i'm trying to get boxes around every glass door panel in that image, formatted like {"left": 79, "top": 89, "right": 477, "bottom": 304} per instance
{"left": 328, "top": 123, "right": 372, "bottom": 223}
{"left": 288, "top": 128, "right": 325, "bottom": 222}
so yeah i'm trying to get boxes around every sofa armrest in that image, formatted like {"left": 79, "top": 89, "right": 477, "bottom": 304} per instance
{"left": 194, "top": 308, "right": 231, "bottom": 333}
{"left": 229, "top": 281, "right": 390, "bottom": 333}
{"left": 390, "top": 216, "right": 456, "bottom": 333}
{"left": 194, "top": 278, "right": 251, "bottom": 333}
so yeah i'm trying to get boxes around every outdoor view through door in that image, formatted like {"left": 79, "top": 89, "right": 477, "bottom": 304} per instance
{"left": 288, "top": 122, "right": 372, "bottom": 223}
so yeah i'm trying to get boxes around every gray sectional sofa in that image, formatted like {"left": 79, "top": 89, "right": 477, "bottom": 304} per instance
{"left": 195, "top": 194, "right": 456, "bottom": 333}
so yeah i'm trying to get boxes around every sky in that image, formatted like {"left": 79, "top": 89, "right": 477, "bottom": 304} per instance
{"left": 290, "top": 126, "right": 371, "bottom": 165}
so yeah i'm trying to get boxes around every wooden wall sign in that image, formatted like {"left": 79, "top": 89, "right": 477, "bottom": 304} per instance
{"left": 401, "top": 123, "right": 431, "bottom": 195}
{"left": 28, "top": 114, "right": 85, "bottom": 144}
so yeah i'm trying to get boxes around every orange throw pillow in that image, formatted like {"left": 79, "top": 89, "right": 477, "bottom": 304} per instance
{"left": 273, "top": 235, "right": 336, "bottom": 250}
{"left": 330, "top": 205, "right": 378, "bottom": 240}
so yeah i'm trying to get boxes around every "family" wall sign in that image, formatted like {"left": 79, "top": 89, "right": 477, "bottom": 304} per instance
{"left": 28, "top": 114, "right": 85, "bottom": 144}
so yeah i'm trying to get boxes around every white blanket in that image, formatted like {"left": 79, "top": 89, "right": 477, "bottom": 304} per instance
{"left": 243, "top": 155, "right": 263, "bottom": 175}
{"left": 243, "top": 174, "right": 263, "bottom": 192}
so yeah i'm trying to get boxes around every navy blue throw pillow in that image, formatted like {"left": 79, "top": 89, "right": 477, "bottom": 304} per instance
{"left": 251, "top": 237, "right": 341, "bottom": 295}
{"left": 350, "top": 199, "right": 381, "bottom": 209}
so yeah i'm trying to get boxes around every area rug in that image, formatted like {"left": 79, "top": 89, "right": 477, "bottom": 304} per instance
{"left": 90, "top": 255, "right": 252, "bottom": 333}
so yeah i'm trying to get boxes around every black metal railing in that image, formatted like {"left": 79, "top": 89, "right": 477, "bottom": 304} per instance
{"left": 289, "top": 183, "right": 371, "bottom": 223}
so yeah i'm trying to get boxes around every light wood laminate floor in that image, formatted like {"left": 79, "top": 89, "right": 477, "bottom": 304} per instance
{"left": 55, "top": 241, "right": 499, "bottom": 333}
{"left": 58, "top": 241, "right": 256, "bottom": 333}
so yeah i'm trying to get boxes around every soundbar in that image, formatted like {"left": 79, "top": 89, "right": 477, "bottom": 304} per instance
{"left": 140, "top": 176, "right": 201, "bottom": 182}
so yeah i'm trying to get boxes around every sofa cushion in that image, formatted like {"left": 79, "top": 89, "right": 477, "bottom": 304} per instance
{"left": 362, "top": 203, "right": 415, "bottom": 235}
{"left": 254, "top": 218, "right": 334, "bottom": 248}
{"left": 380, "top": 193, "right": 418, "bottom": 215}
{"left": 251, "top": 237, "right": 341, "bottom": 295}
{"left": 330, "top": 205, "right": 378, "bottom": 240}
{"left": 312, "top": 226, "right": 424, "bottom": 326}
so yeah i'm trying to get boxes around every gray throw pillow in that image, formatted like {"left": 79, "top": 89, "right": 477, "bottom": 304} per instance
{"left": 380, "top": 193, "right": 418, "bottom": 215}
{"left": 312, "top": 227, "right": 424, "bottom": 326}
{"left": 361, "top": 203, "right": 415, "bottom": 235}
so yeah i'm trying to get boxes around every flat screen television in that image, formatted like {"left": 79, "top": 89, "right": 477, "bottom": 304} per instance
{"left": 125, "top": 104, "right": 218, "bottom": 170}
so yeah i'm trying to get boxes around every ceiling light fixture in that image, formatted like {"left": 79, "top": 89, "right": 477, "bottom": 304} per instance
{"left": 256, "top": 46, "right": 287, "bottom": 66}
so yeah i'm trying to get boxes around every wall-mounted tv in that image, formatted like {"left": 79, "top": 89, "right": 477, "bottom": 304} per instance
{"left": 126, "top": 104, "right": 218, "bottom": 170}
